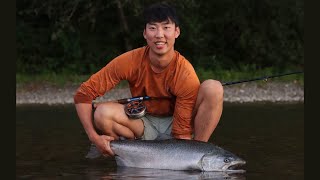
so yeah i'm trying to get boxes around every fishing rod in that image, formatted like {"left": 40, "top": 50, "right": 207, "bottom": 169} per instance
{"left": 221, "top": 71, "right": 303, "bottom": 86}
{"left": 92, "top": 96, "right": 170, "bottom": 105}
{"left": 93, "top": 71, "right": 303, "bottom": 104}
{"left": 92, "top": 71, "right": 303, "bottom": 117}
{"left": 92, "top": 96, "right": 171, "bottom": 118}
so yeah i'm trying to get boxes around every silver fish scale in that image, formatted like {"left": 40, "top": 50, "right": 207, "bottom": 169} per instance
{"left": 110, "top": 139, "right": 228, "bottom": 171}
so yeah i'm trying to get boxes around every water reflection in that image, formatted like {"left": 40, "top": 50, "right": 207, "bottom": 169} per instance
{"left": 16, "top": 103, "right": 304, "bottom": 179}
{"left": 103, "top": 167, "right": 246, "bottom": 180}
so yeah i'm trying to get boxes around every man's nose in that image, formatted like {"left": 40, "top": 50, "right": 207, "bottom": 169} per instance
{"left": 155, "top": 29, "right": 164, "bottom": 38}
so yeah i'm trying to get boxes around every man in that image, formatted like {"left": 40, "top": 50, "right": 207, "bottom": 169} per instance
{"left": 74, "top": 2, "right": 223, "bottom": 157}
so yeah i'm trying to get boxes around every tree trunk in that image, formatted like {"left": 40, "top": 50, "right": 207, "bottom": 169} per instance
{"left": 116, "top": 0, "right": 132, "bottom": 51}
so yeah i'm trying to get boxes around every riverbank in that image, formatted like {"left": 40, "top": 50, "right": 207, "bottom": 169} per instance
{"left": 16, "top": 81, "right": 304, "bottom": 105}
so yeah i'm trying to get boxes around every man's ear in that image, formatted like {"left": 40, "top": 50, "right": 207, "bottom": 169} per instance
{"left": 175, "top": 27, "right": 180, "bottom": 38}
{"left": 143, "top": 29, "right": 147, "bottom": 39}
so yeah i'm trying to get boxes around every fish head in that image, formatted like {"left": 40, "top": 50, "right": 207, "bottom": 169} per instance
{"left": 200, "top": 151, "right": 246, "bottom": 172}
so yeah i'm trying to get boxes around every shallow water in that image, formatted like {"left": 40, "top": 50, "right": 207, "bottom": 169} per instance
{"left": 16, "top": 103, "right": 304, "bottom": 179}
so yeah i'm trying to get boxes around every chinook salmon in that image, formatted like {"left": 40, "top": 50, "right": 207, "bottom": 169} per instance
{"left": 109, "top": 139, "right": 246, "bottom": 172}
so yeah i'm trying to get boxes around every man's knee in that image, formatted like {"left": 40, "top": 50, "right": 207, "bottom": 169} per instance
{"left": 93, "top": 103, "right": 118, "bottom": 130}
{"left": 199, "top": 79, "right": 224, "bottom": 99}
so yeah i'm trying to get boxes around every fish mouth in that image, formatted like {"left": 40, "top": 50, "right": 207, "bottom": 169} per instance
{"left": 225, "top": 161, "right": 246, "bottom": 173}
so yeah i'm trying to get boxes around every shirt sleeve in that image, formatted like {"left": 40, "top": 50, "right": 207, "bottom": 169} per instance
{"left": 171, "top": 62, "right": 200, "bottom": 138}
{"left": 73, "top": 51, "right": 136, "bottom": 104}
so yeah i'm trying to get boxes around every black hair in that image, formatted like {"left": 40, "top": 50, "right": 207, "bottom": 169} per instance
{"left": 143, "top": 2, "right": 179, "bottom": 27}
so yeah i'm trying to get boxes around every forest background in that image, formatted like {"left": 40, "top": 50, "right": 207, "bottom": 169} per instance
{"left": 16, "top": 0, "right": 304, "bottom": 85}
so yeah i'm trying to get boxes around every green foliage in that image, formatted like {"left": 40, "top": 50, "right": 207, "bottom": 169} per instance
{"left": 16, "top": 66, "right": 304, "bottom": 88}
{"left": 17, "top": 0, "right": 304, "bottom": 75}
{"left": 16, "top": 72, "right": 90, "bottom": 86}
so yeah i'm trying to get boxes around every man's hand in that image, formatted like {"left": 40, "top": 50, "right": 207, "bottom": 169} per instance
{"left": 93, "top": 135, "right": 115, "bottom": 156}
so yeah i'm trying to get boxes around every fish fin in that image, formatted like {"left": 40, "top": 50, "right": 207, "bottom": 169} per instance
{"left": 115, "top": 156, "right": 126, "bottom": 167}
{"left": 85, "top": 143, "right": 102, "bottom": 159}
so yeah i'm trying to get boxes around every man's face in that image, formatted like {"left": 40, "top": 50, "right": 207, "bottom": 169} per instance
{"left": 143, "top": 19, "right": 180, "bottom": 56}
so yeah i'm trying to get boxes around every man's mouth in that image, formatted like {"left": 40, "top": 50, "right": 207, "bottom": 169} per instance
{"left": 155, "top": 42, "right": 166, "bottom": 45}
{"left": 155, "top": 42, "right": 166, "bottom": 49}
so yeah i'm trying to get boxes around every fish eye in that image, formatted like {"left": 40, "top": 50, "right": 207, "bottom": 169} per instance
{"left": 224, "top": 158, "right": 231, "bottom": 163}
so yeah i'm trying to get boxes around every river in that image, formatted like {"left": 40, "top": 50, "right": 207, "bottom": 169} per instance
{"left": 16, "top": 102, "right": 304, "bottom": 179}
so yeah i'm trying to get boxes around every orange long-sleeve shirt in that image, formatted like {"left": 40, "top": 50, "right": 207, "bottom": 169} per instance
{"left": 74, "top": 46, "right": 200, "bottom": 138}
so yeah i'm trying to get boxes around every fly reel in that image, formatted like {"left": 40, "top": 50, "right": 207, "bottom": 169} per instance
{"left": 124, "top": 100, "right": 146, "bottom": 119}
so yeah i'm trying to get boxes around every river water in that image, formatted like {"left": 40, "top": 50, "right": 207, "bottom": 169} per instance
{"left": 16, "top": 103, "right": 304, "bottom": 179}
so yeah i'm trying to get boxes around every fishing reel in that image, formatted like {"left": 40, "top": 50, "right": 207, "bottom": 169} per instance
{"left": 124, "top": 100, "right": 146, "bottom": 119}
